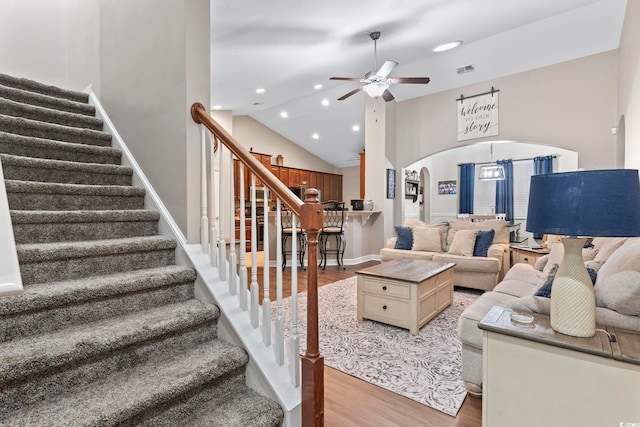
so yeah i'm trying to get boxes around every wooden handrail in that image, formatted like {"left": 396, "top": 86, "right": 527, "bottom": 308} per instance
{"left": 191, "top": 103, "right": 325, "bottom": 426}
{"left": 191, "top": 103, "right": 303, "bottom": 215}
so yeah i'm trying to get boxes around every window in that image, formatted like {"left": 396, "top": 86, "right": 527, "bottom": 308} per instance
{"left": 473, "top": 161, "right": 534, "bottom": 218}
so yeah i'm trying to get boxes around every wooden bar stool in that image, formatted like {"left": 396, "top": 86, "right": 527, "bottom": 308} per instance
{"left": 281, "top": 209, "right": 306, "bottom": 270}
{"left": 318, "top": 201, "right": 346, "bottom": 270}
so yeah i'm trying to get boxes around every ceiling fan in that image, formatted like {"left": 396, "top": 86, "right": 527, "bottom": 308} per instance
{"left": 330, "top": 31, "right": 431, "bottom": 102}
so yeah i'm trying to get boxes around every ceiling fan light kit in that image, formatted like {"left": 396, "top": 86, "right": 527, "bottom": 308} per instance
{"left": 330, "top": 31, "right": 431, "bottom": 102}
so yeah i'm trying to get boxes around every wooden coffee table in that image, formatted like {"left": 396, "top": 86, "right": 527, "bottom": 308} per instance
{"left": 355, "top": 258, "right": 455, "bottom": 335}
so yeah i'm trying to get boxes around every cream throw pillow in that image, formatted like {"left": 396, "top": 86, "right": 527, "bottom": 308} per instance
{"left": 411, "top": 227, "right": 442, "bottom": 252}
{"left": 447, "top": 229, "right": 478, "bottom": 256}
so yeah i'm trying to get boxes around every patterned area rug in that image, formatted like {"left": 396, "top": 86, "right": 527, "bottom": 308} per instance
{"left": 278, "top": 276, "right": 480, "bottom": 416}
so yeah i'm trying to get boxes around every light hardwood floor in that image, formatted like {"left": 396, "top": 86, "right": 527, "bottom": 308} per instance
{"left": 252, "top": 260, "right": 482, "bottom": 426}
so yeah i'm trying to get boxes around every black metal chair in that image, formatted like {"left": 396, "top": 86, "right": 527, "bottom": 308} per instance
{"left": 318, "top": 201, "right": 346, "bottom": 270}
{"left": 281, "top": 209, "right": 306, "bottom": 270}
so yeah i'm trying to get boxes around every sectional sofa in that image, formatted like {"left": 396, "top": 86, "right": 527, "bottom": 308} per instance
{"left": 457, "top": 237, "right": 640, "bottom": 397}
{"left": 380, "top": 219, "right": 510, "bottom": 291}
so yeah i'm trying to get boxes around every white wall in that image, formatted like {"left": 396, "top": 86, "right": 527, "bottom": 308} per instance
{"left": 396, "top": 51, "right": 619, "bottom": 172}
{"left": 618, "top": 0, "right": 640, "bottom": 169}
{"left": 99, "top": 0, "right": 210, "bottom": 243}
{"left": 232, "top": 116, "right": 337, "bottom": 174}
{"left": 338, "top": 165, "right": 360, "bottom": 205}
{"left": 0, "top": 0, "right": 69, "bottom": 87}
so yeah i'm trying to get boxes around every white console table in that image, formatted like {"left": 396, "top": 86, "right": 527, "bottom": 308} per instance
{"left": 479, "top": 306, "right": 640, "bottom": 427}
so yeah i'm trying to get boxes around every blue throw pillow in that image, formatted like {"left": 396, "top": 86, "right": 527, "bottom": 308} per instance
{"left": 394, "top": 225, "right": 413, "bottom": 250}
{"left": 473, "top": 229, "right": 495, "bottom": 257}
{"left": 535, "top": 266, "right": 597, "bottom": 298}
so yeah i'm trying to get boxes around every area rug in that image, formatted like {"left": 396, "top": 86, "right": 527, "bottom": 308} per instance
{"left": 277, "top": 277, "right": 480, "bottom": 417}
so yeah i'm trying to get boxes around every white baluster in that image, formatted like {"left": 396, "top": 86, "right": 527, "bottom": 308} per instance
{"left": 262, "top": 188, "right": 271, "bottom": 346}
{"left": 209, "top": 138, "right": 217, "bottom": 267}
{"left": 274, "top": 199, "right": 284, "bottom": 364}
{"left": 218, "top": 143, "right": 226, "bottom": 281}
{"left": 200, "top": 126, "right": 209, "bottom": 253}
{"left": 250, "top": 175, "right": 259, "bottom": 328}
{"left": 238, "top": 165, "right": 248, "bottom": 311}
{"left": 228, "top": 150, "right": 237, "bottom": 295}
{"left": 289, "top": 213, "right": 300, "bottom": 386}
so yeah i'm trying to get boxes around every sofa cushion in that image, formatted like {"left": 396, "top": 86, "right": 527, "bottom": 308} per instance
{"left": 380, "top": 248, "right": 437, "bottom": 262}
{"left": 447, "top": 219, "right": 509, "bottom": 249}
{"left": 595, "top": 270, "right": 640, "bottom": 316}
{"left": 495, "top": 278, "right": 543, "bottom": 298}
{"left": 503, "top": 262, "right": 548, "bottom": 285}
{"left": 411, "top": 226, "right": 442, "bottom": 252}
{"left": 433, "top": 253, "right": 500, "bottom": 273}
{"left": 595, "top": 238, "right": 640, "bottom": 287}
{"left": 447, "top": 229, "right": 478, "bottom": 256}
{"left": 394, "top": 225, "right": 413, "bottom": 250}
{"left": 458, "top": 291, "right": 517, "bottom": 348}
{"left": 473, "top": 229, "right": 495, "bottom": 257}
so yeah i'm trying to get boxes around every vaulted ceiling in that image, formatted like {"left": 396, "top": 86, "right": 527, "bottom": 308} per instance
{"left": 211, "top": 0, "right": 627, "bottom": 168}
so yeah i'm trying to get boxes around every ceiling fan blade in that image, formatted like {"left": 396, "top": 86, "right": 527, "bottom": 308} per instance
{"left": 330, "top": 77, "right": 365, "bottom": 82}
{"left": 376, "top": 60, "right": 398, "bottom": 78}
{"left": 337, "top": 86, "right": 364, "bottom": 101}
{"left": 388, "top": 77, "right": 431, "bottom": 84}
{"left": 382, "top": 90, "right": 395, "bottom": 102}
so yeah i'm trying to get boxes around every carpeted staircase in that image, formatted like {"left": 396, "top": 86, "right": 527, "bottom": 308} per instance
{"left": 0, "top": 73, "right": 284, "bottom": 426}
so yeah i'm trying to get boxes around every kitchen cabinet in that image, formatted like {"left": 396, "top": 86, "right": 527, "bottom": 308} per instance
{"left": 233, "top": 151, "right": 342, "bottom": 202}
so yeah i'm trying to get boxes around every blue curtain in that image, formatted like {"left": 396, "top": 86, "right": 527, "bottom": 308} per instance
{"left": 495, "top": 159, "right": 514, "bottom": 221}
{"left": 534, "top": 155, "right": 554, "bottom": 175}
{"left": 532, "top": 156, "right": 554, "bottom": 238}
{"left": 459, "top": 163, "right": 475, "bottom": 214}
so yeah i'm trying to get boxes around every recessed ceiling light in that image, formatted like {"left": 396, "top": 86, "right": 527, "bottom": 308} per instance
{"left": 352, "top": 125, "right": 360, "bottom": 132}
{"left": 255, "top": 88, "right": 265, "bottom": 94}
{"left": 280, "top": 111, "right": 288, "bottom": 119}
{"left": 213, "top": 105, "right": 222, "bottom": 110}
{"left": 321, "top": 99, "right": 330, "bottom": 107}
{"left": 314, "top": 84, "right": 323, "bottom": 90}
{"left": 433, "top": 40, "right": 462, "bottom": 52}
{"left": 312, "top": 133, "right": 319, "bottom": 140}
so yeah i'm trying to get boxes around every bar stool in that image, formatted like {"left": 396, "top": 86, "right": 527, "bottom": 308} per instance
{"left": 281, "top": 209, "right": 306, "bottom": 270}
{"left": 318, "top": 201, "right": 346, "bottom": 270}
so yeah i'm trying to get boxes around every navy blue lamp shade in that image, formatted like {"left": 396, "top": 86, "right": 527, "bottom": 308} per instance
{"left": 526, "top": 169, "right": 640, "bottom": 237}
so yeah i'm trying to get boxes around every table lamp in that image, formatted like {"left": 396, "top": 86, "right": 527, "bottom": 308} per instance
{"left": 526, "top": 169, "right": 640, "bottom": 337}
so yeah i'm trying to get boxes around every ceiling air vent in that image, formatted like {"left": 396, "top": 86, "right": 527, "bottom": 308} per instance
{"left": 456, "top": 64, "right": 475, "bottom": 75}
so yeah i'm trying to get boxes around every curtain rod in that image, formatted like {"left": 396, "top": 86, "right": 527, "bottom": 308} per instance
{"left": 458, "top": 154, "right": 558, "bottom": 167}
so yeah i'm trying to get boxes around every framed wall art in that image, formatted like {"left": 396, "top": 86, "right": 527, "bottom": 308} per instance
{"left": 386, "top": 169, "right": 396, "bottom": 199}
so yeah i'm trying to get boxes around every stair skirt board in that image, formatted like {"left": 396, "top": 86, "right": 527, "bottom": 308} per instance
{"left": 0, "top": 73, "right": 284, "bottom": 426}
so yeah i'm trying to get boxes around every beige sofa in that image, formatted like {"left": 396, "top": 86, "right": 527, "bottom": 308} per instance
{"left": 457, "top": 237, "right": 640, "bottom": 397}
{"left": 380, "top": 219, "right": 510, "bottom": 291}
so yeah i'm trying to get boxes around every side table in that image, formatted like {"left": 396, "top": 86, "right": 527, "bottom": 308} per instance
{"left": 479, "top": 306, "right": 640, "bottom": 427}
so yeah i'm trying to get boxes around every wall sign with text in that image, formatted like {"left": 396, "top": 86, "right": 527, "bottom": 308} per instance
{"left": 457, "top": 91, "right": 499, "bottom": 141}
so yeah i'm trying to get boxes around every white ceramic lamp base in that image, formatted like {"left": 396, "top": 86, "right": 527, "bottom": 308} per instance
{"left": 550, "top": 237, "right": 596, "bottom": 337}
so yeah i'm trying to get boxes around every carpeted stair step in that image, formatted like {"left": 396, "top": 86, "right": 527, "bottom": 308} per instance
{"left": 137, "top": 372, "right": 284, "bottom": 427}
{"left": 17, "top": 236, "right": 177, "bottom": 285}
{"left": 0, "top": 83, "right": 95, "bottom": 116}
{"left": 0, "top": 131, "right": 121, "bottom": 165}
{"left": 11, "top": 209, "right": 160, "bottom": 243}
{"left": 0, "top": 72, "right": 89, "bottom": 104}
{"left": 0, "top": 301, "right": 222, "bottom": 417}
{"left": 0, "top": 266, "right": 197, "bottom": 342}
{"left": 0, "top": 153, "right": 132, "bottom": 186}
{"left": 0, "top": 340, "right": 254, "bottom": 426}
{"left": 0, "top": 97, "right": 103, "bottom": 131}
{"left": 178, "top": 386, "right": 284, "bottom": 427}
{"left": 0, "top": 114, "right": 111, "bottom": 146}
{"left": 5, "top": 180, "right": 145, "bottom": 211}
